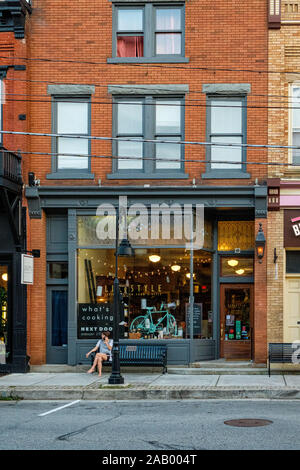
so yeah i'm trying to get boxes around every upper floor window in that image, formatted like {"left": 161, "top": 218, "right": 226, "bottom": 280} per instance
{"left": 203, "top": 95, "right": 249, "bottom": 179}
{"left": 291, "top": 85, "right": 300, "bottom": 165}
{"left": 109, "top": 94, "right": 186, "bottom": 178}
{"left": 111, "top": 3, "right": 186, "bottom": 62}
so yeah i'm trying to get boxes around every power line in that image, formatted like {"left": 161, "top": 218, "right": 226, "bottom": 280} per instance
{"left": 0, "top": 129, "right": 298, "bottom": 152}
{"left": 2, "top": 95, "right": 300, "bottom": 112}
{"left": 0, "top": 54, "right": 297, "bottom": 76}
{"left": 0, "top": 147, "right": 293, "bottom": 167}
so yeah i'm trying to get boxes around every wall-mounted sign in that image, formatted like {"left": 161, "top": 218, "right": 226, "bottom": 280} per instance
{"left": 21, "top": 254, "right": 34, "bottom": 285}
{"left": 284, "top": 210, "right": 300, "bottom": 247}
{"left": 267, "top": 178, "right": 280, "bottom": 211}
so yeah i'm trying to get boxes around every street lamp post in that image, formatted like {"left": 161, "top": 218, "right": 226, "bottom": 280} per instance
{"left": 108, "top": 209, "right": 133, "bottom": 385}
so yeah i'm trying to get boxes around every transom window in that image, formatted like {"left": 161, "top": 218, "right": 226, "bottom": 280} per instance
{"left": 113, "top": 96, "right": 185, "bottom": 175}
{"left": 114, "top": 4, "right": 184, "bottom": 59}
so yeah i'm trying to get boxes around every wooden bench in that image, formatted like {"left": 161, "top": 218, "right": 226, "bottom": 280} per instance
{"left": 268, "top": 343, "right": 299, "bottom": 376}
{"left": 91, "top": 343, "right": 168, "bottom": 374}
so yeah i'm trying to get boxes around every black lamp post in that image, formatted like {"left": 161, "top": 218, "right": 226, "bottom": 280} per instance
{"left": 108, "top": 210, "right": 133, "bottom": 385}
{"left": 255, "top": 223, "right": 266, "bottom": 264}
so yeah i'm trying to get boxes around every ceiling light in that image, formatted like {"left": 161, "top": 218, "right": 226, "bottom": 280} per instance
{"left": 228, "top": 259, "right": 239, "bottom": 267}
{"left": 236, "top": 269, "right": 245, "bottom": 275}
{"left": 149, "top": 255, "right": 161, "bottom": 263}
{"left": 1, "top": 273, "right": 7, "bottom": 282}
{"left": 171, "top": 265, "right": 181, "bottom": 272}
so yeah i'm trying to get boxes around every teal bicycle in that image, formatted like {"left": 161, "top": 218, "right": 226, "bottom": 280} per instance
{"left": 130, "top": 303, "right": 177, "bottom": 336}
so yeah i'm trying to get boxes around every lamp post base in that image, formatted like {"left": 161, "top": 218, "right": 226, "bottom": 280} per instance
{"left": 108, "top": 374, "right": 124, "bottom": 385}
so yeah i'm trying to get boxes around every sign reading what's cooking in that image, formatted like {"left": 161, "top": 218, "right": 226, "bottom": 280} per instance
{"left": 77, "top": 303, "right": 113, "bottom": 339}
{"left": 284, "top": 210, "right": 300, "bottom": 247}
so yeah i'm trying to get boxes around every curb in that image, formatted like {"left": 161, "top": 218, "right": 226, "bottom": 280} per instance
{"left": 2, "top": 387, "right": 300, "bottom": 401}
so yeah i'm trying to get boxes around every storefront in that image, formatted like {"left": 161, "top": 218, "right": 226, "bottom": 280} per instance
{"left": 27, "top": 185, "right": 267, "bottom": 365}
{"left": 284, "top": 209, "right": 300, "bottom": 344}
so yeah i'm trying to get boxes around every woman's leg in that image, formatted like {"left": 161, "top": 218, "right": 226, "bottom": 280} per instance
{"left": 97, "top": 353, "right": 108, "bottom": 377}
{"left": 87, "top": 353, "right": 98, "bottom": 373}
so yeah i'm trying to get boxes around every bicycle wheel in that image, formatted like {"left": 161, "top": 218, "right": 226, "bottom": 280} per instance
{"left": 129, "top": 315, "right": 147, "bottom": 331}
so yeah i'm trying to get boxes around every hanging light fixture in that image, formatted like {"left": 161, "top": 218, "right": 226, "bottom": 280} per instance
{"left": 171, "top": 265, "right": 181, "bottom": 272}
{"left": 228, "top": 259, "right": 239, "bottom": 267}
{"left": 149, "top": 254, "right": 161, "bottom": 263}
{"left": 236, "top": 269, "right": 245, "bottom": 275}
{"left": 1, "top": 273, "right": 8, "bottom": 282}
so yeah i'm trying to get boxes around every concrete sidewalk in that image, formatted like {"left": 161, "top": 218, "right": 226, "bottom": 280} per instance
{"left": 2, "top": 370, "right": 300, "bottom": 400}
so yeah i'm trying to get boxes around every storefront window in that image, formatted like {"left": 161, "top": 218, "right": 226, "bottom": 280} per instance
{"left": 77, "top": 215, "right": 213, "bottom": 249}
{"left": 0, "top": 265, "right": 9, "bottom": 364}
{"left": 48, "top": 262, "right": 68, "bottom": 279}
{"left": 286, "top": 251, "right": 300, "bottom": 274}
{"left": 218, "top": 221, "right": 254, "bottom": 251}
{"left": 77, "top": 248, "right": 212, "bottom": 340}
{"left": 221, "top": 257, "right": 254, "bottom": 277}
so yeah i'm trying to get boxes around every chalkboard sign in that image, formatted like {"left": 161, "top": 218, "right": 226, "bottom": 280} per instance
{"left": 77, "top": 303, "right": 113, "bottom": 339}
{"left": 185, "top": 303, "right": 203, "bottom": 336}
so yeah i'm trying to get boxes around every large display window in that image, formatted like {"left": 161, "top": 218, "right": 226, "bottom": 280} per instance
{"left": 77, "top": 248, "right": 212, "bottom": 340}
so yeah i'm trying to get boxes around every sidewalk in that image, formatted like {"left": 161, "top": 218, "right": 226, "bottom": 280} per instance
{"left": 1, "top": 369, "right": 300, "bottom": 400}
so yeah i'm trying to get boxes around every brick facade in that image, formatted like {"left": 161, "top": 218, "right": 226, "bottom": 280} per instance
{"left": 23, "top": 0, "right": 268, "bottom": 365}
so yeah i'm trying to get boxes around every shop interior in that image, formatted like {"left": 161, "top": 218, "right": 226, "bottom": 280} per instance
{"left": 77, "top": 248, "right": 213, "bottom": 339}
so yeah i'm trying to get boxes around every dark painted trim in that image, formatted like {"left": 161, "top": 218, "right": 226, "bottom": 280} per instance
{"left": 202, "top": 170, "right": 251, "bottom": 179}
{"left": 107, "top": 172, "right": 189, "bottom": 179}
{"left": 107, "top": 57, "right": 189, "bottom": 64}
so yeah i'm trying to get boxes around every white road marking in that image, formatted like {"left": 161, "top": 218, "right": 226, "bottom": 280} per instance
{"left": 38, "top": 400, "right": 81, "bottom": 417}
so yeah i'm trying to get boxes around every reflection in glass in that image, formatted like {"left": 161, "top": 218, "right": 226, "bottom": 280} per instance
{"left": 156, "top": 33, "right": 181, "bottom": 55}
{"left": 57, "top": 137, "right": 89, "bottom": 169}
{"left": 156, "top": 137, "right": 181, "bottom": 169}
{"left": 156, "top": 9, "right": 181, "bottom": 30}
{"left": 210, "top": 136, "right": 242, "bottom": 169}
{"left": 156, "top": 101, "right": 181, "bottom": 133}
{"left": 117, "top": 102, "right": 143, "bottom": 134}
{"left": 77, "top": 248, "right": 212, "bottom": 339}
{"left": 211, "top": 100, "right": 242, "bottom": 134}
{"left": 118, "top": 9, "right": 143, "bottom": 31}
{"left": 117, "top": 140, "right": 143, "bottom": 169}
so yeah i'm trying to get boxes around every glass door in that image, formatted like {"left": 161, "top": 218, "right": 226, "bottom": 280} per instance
{"left": 46, "top": 286, "right": 68, "bottom": 364}
{"left": 220, "top": 284, "right": 253, "bottom": 360}
{"left": 0, "top": 264, "right": 10, "bottom": 364}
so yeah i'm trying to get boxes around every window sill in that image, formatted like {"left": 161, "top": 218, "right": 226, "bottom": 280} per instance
{"left": 107, "top": 57, "right": 189, "bottom": 64}
{"left": 107, "top": 171, "right": 189, "bottom": 180}
{"left": 46, "top": 172, "right": 95, "bottom": 180}
{"left": 202, "top": 170, "right": 250, "bottom": 179}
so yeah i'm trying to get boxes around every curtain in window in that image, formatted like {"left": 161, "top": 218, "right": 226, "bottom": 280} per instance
{"left": 117, "top": 36, "right": 143, "bottom": 57}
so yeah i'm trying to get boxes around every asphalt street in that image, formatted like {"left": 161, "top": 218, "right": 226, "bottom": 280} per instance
{"left": 0, "top": 399, "right": 300, "bottom": 450}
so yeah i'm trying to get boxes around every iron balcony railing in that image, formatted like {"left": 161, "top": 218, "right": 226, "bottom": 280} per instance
{"left": 0, "top": 147, "right": 22, "bottom": 185}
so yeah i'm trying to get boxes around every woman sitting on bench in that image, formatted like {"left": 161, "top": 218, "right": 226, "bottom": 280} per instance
{"left": 86, "top": 331, "right": 113, "bottom": 376}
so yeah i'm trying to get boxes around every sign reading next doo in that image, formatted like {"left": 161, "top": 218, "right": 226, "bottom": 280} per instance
{"left": 284, "top": 210, "right": 300, "bottom": 247}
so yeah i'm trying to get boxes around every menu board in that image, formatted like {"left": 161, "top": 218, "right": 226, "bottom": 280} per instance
{"left": 185, "top": 303, "right": 203, "bottom": 336}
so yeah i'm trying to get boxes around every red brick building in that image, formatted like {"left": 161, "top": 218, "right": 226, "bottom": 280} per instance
{"left": 0, "top": 0, "right": 31, "bottom": 373}
{"left": 22, "top": 0, "right": 268, "bottom": 368}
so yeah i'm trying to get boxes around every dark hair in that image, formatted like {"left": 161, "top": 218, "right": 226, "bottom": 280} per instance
{"left": 102, "top": 331, "right": 110, "bottom": 338}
